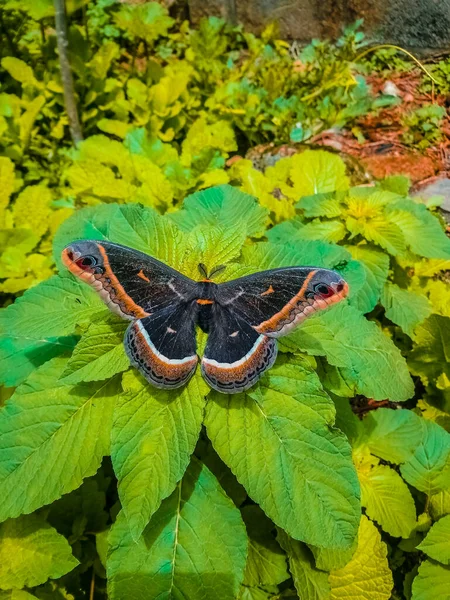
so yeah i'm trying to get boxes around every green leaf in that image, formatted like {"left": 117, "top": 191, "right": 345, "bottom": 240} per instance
{"left": 1, "top": 57, "right": 38, "bottom": 87}
{"left": 114, "top": 2, "right": 174, "bottom": 44}
{"left": 400, "top": 419, "right": 450, "bottom": 495}
{"left": 241, "top": 506, "right": 289, "bottom": 587}
{"left": 284, "top": 303, "right": 414, "bottom": 401}
{"left": 0, "top": 514, "right": 78, "bottom": 590}
{"left": 411, "top": 560, "right": 450, "bottom": 600}
{"left": 417, "top": 515, "right": 450, "bottom": 564}
{"left": 346, "top": 245, "right": 390, "bottom": 313}
{"left": 277, "top": 532, "right": 330, "bottom": 600}
{"left": 111, "top": 370, "right": 206, "bottom": 540}
{"left": 0, "top": 334, "right": 78, "bottom": 388}
{"left": 0, "top": 591, "right": 39, "bottom": 599}
{"left": 0, "top": 276, "right": 104, "bottom": 386}
{"left": 109, "top": 204, "right": 181, "bottom": 256}
{"left": 107, "top": 458, "right": 247, "bottom": 600}
{"left": 0, "top": 358, "right": 117, "bottom": 521}
{"left": 204, "top": 360, "right": 360, "bottom": 549}
{"left": 358, "top": 463, "right": 416, "bottom": 538}
{"left": 386, "top": 199, "right": 450, "bottom": 259}
{"left": 290, "top": 151, "right": 349, "bottom": 198}
{"left": 381, "top": 283, "right": 432, "bottom": 337}
{"left": 361, "top": 408, "right": 423, "bottom": 464}
{"left": 408, "top": 315, "right": 450, "bottom": 384}
{"left": 170, "top": 185, "right": 268, "bottom": 237}
{"left": 243, "top": 240, "right": 350, "bottom": 273}
{"left": 328, "top": 515, "right": 393, "bottom": 600}
{"left": 297, "top": 191, "right": 345, "bottom": 218}
{"left": 310, "top": 542, "right": 357, "bottom": 572}
{"left": 60, "top": 318, "right": 129, "bottom": 384}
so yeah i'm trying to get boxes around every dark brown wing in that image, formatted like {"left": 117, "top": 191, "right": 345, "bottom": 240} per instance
{"left": 215, "top": 267, "right": 348, "bottom": 337}
{"left": 201, "top": 304, "right": 277, "bottom": 394}
{"left": 125, "top": 303, "right": 199, "bottom": 389}
{"left": 62, "top": 240, "right": 197, "bottom": 320}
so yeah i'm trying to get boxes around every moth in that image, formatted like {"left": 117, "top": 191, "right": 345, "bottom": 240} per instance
{"left": 62, "top": 241, "right": 348, "bottom": 394}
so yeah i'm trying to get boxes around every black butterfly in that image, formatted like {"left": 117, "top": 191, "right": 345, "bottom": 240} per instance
{"left": 62, "top": 241, "right": 348, "bottom": 393}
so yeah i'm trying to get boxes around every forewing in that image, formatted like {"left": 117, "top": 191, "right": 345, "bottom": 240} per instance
{"left": 62, "top": 240, "right": 196, "bottom": 320}
{"left": 201, "top": 305, "right": 277, "bottom": 394}
{"left": 215, "top": 267, "right": 348, "bottom": 337}
{"left": 125, "top": 303, "right": 199, "bottom": 389}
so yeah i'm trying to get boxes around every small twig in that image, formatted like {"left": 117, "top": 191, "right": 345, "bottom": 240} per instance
{"left": 53, "top": 0, "right": 83, "bottom": 145}
{"left": 355, "top": 44, "right": 443, "bottom": 87}
{"left": 89, "top": 568, "right": 95, "bottom": 600}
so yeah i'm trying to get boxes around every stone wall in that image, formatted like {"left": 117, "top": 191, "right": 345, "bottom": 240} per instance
{"left": 188, "top": 0, "right": 450, "bottom": 50}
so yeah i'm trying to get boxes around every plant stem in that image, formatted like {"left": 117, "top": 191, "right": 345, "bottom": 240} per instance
{"left": 53, "top": 0, "right": 83, "bottom": 145}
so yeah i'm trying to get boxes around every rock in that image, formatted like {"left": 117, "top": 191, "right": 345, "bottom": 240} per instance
{"left": 413, "top": 177, "right": 450, "bottom": 224}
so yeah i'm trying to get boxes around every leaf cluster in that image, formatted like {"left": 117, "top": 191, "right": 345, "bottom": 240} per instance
{"left": 0, "top": 159, "right": 449, "bottom": 598}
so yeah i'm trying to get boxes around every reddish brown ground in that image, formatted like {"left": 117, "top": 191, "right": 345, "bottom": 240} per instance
{"left": 238, "top": 68, "right": 450, "bottom": 191}
{"left": 312, "top": 70, "right": 450, "bottom": 188}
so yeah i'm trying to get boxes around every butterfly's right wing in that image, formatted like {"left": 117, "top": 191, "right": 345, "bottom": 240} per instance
{"left": 201, "top": 305, "right": 277, "bottom": 394}
{"left": 215, "top": 266, "right": 348, "bottom": 338}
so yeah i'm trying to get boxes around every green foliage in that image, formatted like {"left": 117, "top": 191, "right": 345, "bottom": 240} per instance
{"left": 401, "top": 104, "right": 446, "bottom": 150}
{"left": 0, "top": 2, "right": 450, "bottom": 595}
{"left": 0, "top": 166, "right": 449, "bottom": 598}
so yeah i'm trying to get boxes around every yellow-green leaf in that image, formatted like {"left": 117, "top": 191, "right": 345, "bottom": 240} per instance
{"left": 329, "top": 515, "right": 393, "bottom": 600}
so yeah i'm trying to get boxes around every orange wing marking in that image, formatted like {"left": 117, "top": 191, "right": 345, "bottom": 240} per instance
{"left": 197, "top": 299, "right": 214, "bottom": 305}
{"left": 255, "top": 270, "right": 317, "bottom": 334}
{"left": 261, "top": 285, "right": 275, "bottom": 296}
{"left": 137, "top": 269, "right": 150, "bottom": 283}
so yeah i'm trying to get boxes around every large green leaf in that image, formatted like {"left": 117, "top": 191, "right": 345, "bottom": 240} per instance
{"left": 417, "top": 515, "right": 450, "bottom": 565}
{"left": 381, "top": 283, "right": 431, "bottom": 337}
{"left": 408, "top": 315, "right": 450, "bottom": 384}
{"left": 0, "top": 591, "right": 38, "bottom": 599}
{"left": 241, "top": 506, "right": 289, "bottom": 587}
{"left": 60, "top": 318, "right": 129, "bottom": 384}
{"left": 328, "top": 515, "right": 393, "bottom": 600}
{"left": 0, "top": 276, "right": 105, "bottom": 386}
{"left": 411, "top": 560, "right": 450, "bottom": 600}
{"left": 111, "top": 370, "right": 206, "bottom": 540}
{"left": 346, "top": 245, "right": 390, "bottom": 313}
{"left": 204, "top": 360, "right": 360, "bottom": 549}
{"left": 107, "top": 204, "right": 184, "bottom": 266}
{"left": 290, "top": 150, "right": 349, "bottom": 198}
{"left": 385, "top": 199, "right": 450, "bottom": 259}
{"left": 0, "top": 514, "right": 78, "bottom": 590}
{"left": 277, "top": 532, "right": 330, "bottom": 600}
{"left": 400, "top": 419, "right": 450, "bottom": 495}
{"left": 359, "top": 408, "right": 423, "bottom": 464}
{"left": 170, "top": 185, "right": 268, "bottom": 237}
{"left": 358, "top": 462, "right": 416, "bottom": 538}
{"left": 284, "top": 303, "right": 414, "bottom": 401}
{"left": 107, "top": 458, "right": 247, "bottom": 600}
{"left": 0, "top": 358, "right": 117, "bottom": 521}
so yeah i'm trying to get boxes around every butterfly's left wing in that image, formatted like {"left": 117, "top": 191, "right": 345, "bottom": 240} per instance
{"left": 215, "top": 266, "right": 348, "bottom": 338}
{"left": 62, "top": 240, "right": 200, "bottom": 389}
{"left": 126, "top": 304, "right": 199, "bottom": 389}
{"left": 62, "top": 240, "right": 197, "bottom": 320}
